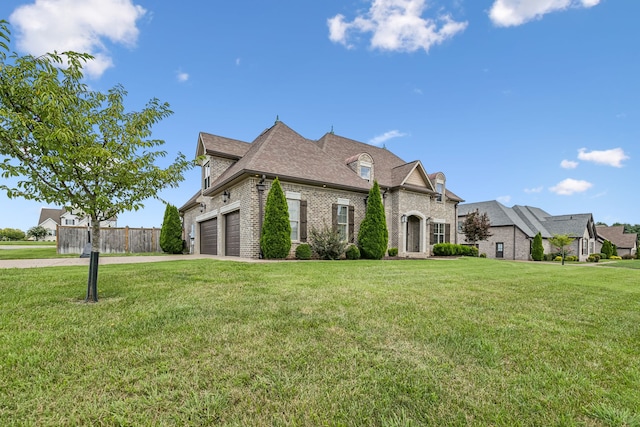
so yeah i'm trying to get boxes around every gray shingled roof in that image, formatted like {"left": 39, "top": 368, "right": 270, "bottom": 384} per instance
{"left": 596, "top": 226, "right": 638, "bottom": 249}
{"left": 459, "top": 201, "right": 596, "bottom": 239}
{"left": 197, "top": 132, "right": 251, "bottom": 159}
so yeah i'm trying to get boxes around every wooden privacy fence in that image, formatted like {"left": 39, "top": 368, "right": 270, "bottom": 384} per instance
{"left": 57, "top": 225, "right": 161, "bottom": 254}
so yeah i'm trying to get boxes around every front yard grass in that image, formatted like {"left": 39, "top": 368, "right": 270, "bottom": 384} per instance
{"left": 1, "top": 258, "right": 638, "bottom": 426}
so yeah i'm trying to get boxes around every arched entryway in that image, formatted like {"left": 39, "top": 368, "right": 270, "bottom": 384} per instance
{"left": 406, "top": 215, "right": 422, "bottom": 253}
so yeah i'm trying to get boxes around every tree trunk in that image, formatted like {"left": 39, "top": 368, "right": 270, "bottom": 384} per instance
{"left": 85, "top": 219, "right": 101, "bottom": 302}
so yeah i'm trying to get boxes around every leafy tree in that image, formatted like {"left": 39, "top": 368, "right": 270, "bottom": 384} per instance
{"left": 548, "top": 234, "right": 574, "bottom": 265}
{"left": 0, "top": 22, "right": 192, "bottom": 302}
{"left": 260, "top": 178, "right": 291, "bottom": 259}
{"left": 26, "top": 225, "right": 48, "bottom": 241}
{"left": 160, "top": 204, "right": 183, "bottom": 254}
{"left": 601, "top": 240, "right": 613, "bottom": 259}
{"left": 531, "top": 232, "right": 544, "bottom": 261}
{"left": 0, "top": 227, "right": 26, "bottom": 241}
{"left": 461, "top": 209, "right": 492, "bottom": 246}
{"left": 357, "top": 180, "right": 388, "bottom": 259}
{"left": 612, "top": 244, "right": 618, "bottom": 257}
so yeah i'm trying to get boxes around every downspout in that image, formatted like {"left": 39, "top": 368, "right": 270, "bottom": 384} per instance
{"left": 256, "top": 175, "right": 267, "bottom": 259}
{"left": 513, "top": 225, "right": 516, "bottom": 260}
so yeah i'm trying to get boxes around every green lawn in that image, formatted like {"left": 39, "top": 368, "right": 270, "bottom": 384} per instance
{"left": 1, "top": 258, "right": 639, "bottom": 426}
{"left": 0, "top": 240, "right": 56, "bottom": 245}
{"left": 0, "top": 247, "right": 76, "bottom": 260}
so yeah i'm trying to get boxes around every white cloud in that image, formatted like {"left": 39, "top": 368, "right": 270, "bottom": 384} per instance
{"left": 328, "top": 0, "right": 468, "bottom": 53}
{"left": 560, "top": 159, "right": 579, "bottom": 169}
{"left": 368, "top": 130, "right": 408, "bottom": 146}
{"left": 176, "top": 71, "right": 189, "bottom": 83}
{"left": 524, "top": 186, "right": 543, "bottom": 194}
{"left": 10, "top": 0, "right": 146, "bottom": 78}
{"left": 578, "top": 147, "right": 629, "bottom": 168}
{"left": 489, "top": 0, "right": 600, "bottom": 27}
{"left": 497, "top": 195, "right": 511, "bottom": 204}
{"left": 549, "top": 178, "right": 593, "bottom": 196}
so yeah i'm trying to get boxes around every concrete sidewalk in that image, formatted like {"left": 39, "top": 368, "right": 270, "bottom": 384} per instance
{"left": 0, "top": 254, "right": 264, "bottom": 269}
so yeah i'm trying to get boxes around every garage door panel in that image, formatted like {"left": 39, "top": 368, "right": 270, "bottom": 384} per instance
{"left": 200, "top": 218, "right": 217, "bottom": 255}
{"left": 225, "top": 211, "right": 240, "bottom": 257}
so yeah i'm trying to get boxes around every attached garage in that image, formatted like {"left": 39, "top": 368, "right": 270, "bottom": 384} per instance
{"left": 200, "top": 218, "right": 218, "bottom": 255}
{"left": 225, "top": 210, "right": 240, "bottom": 257}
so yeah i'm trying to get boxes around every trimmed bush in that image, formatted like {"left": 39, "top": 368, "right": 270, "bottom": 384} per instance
{"left": 260, "top": 178, "right": 292, "bottom": 259}
{"left": 479, "top": 253, "right": 487, "bottom": 258}
{"left": 309, "top": 226, "right": 346, "bottom": 260}
{"left": 345, "top": 244, "right": 361, "bottom": 260}
{"left": 160, "top": 204, "right": 184, "bottom": 254}
{"left": 554, "top": 256, "right": 563, "bottom": 262}
{"left": 587, "top": 254, "right": 601, "bottom": 262}
{"left": 295, "top": 243, "right": 312, "bottom": 260}
{"left": 610, "top": 255, "right": 622, "bottom": 260}
{"left": 388, "top": 247, "right": 398, "bottom": 257}
{"left": 358, "top": 181, "right": 388, "bottom": 260}
{"left": 532, "top": 232, "right": 544, "bottom": 261}
{"left": 565, "top": 255, "right": 578, "bottom": 262}
{"left": 622, "top": 254, "right": 635, "bottom": 260}
{"left": 433, "top": 243, "right": 478, "bottom": 257}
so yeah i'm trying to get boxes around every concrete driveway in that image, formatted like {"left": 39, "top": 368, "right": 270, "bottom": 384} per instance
{"left": 0, "top": 254, "right": 263, "bottom": 269}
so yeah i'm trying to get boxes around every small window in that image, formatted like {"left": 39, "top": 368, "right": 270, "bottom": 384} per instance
{"left": 203, "top": 161, "right": 211, "bottom": 189}
{"left": 433, "top": 223, "right": 445, "bottom": 244}
{"left": 436, "top": 182, "right": 444, "bottom": 202}
{"left": 65, "top": 219, "right": 75, "bottom": 225}
{"left": 337, "top": 205, "right": 348, "bottom": 241}
{"left": 360, "top": 165, "right": 371, "bottom": 181}
{"left": 288, "top": 199, "right": 300, "bottom": 241}
{"left": 457, "top": 221, "right": 463, "bottom": 232}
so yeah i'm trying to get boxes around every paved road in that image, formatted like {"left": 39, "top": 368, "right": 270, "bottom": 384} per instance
{"left": 0, "top": 254, "right": 264, "bottom": 269}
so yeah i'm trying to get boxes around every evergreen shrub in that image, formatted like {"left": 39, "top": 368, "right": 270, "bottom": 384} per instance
{"left": 295, "top": 243, "right": 312, "bottom": 260}
{"left": 309, "top": 226, "right": 346, "bottom": 260}
{"left": 160, "top": 204, "right": 184, "bottom": 254}
{"left": 532, "top": 232, "right": 544, "bottom": 261}
{"left": 357, "top": 181, "right": 388, "bottom": 259}
{"left": 260, "top": 178, "right": 291, "bottom": 259}
{"left": 388, "top": 247, "right": 398, "bottom": 257}
{"left": 345, "top": 244, "right": 361, "bottom": 260}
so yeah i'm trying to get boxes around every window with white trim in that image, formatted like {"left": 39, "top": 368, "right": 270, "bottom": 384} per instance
{"left": 433, "top": 223, "right": 445, "bottom": 244}
{"left": 337, "top": 205, "right": 348, "bottom": 241}
{"left": 203, "top": 161, "right": 211, "bottom": 189}
{"left": 436, "top": 182, "right": 444, "bottom": 202}
{"left": 360, "top": 164, "right": 371, "bottom": 181}
{"left": 288, "top": 199, "right": 300, "bottom": 241}
{"left": 65, "top": 219, "right": 75, "bottom": 225}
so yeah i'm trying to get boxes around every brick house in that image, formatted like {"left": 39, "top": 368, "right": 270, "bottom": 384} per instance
{"left": 457, "top": 200, "right": 598, "bottom": 261}
{"left": 595, "top": 225, "right": 638, "bottom": 257}
{"left": 179, "top": 120, "right": 463, "bottom": 259}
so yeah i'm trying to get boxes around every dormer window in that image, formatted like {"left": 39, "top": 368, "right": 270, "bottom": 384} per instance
{"left": 436, "top": 182, "right": 443, "bottom": 202}
{"left": 433, "top": 173, "right": 445, "bottom": 203}
{"left": 360, "top": 163, "right": 371, "bottom": 181}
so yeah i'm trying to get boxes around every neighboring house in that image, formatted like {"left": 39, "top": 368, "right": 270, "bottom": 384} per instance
{"left": 595, "top": 226, "right": 638, "bottom": 257}
{"left": 37, "top": 207, "right": 117, "bottom": 241}
{"left": 179, "top": 120, "right": 463, "bottom": 259}
{"left": 457, "top": 200, "right": 598, "bottom": 261}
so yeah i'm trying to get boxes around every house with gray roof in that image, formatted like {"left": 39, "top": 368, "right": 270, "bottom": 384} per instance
{"left": 595, "top": 226, "right": 638, "bottom": 257}
{"left": 179, "top": 120, "right": 463, "bottom": 259}
{"left": 457, "top": 200, "right": 598, "bottom": 261}
{"left": 37, "top": 207, "right": 117, "bottom": 241}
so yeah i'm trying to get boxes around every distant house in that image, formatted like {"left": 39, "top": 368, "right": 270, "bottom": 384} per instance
{"left": 179, "top": 120, "right": 463, "bottom": 259}
{"left": 596, "top": 226, "right": 638, "bottom": 257}
{"left": 457, "top": 201, "right": 598, "bottom": 261}
{"left": 37, "top": 207, "right": 117, "bottom": 241}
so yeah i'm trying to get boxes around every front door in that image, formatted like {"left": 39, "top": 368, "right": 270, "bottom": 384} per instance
{"left": 406, "top": 216, "right": 421, "bottom": 252}
{"left": 496, "top": 242, "right": 504, "bottom": 258}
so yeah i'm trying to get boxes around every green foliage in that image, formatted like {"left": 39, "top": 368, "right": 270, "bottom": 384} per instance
{"left": 587, "top": 254, "right": 601, "bottom": 263}
{"left": 433, "top": 243, "right": 478, "bottom": 257}
{"left": 0, "top": 23, "right": 193, "bottom": 299}
{"left": 309, "top": 225, "right": 346, "bottom": 260}
{"left": 612, "top": 244, "right": 618, "bottom": 257}
{"left": 479, "top": 252, "right": 487, "bottom": 258}
{"left": 532, "top": 232, "right": 544, "bottom": 261}
{"left": 357, "top": 181, "right": 388, "bottom": 259}
{"left": 260, "top": 178, "right": 291, "bottom": 259}
{"left": 388, "top": 247, "right": 398, "bottom": 257}
{"left": 160, "top": 204, "right": 183, "bottom": 254}
{"left": 610, "top": 255, "right": 622, "bottom": 260}
{"left": 345, "top": 244, "right": 361, "bottom": 260}
{"left": 554, "top": 256, "right": 563, "bottom": 262}
{"left": 461, "top": 208, "right": 492, "bottom": 245}
{"left": 294, "top": 243, "right": 312, "bottom": 260}
{"left": 26, "top": 226, "right": 48, "bottom": 241}
{"left": 548, "top": 234, "right": 575, "bottom": 265}
{"left": 637, "top": 244, "right": 640, "bottom": 260}
{"left": 601, "top": 240, "right": 613, "bottom": 259}
{"left": 0, "top": 227, "right": 26, "bottom": 241}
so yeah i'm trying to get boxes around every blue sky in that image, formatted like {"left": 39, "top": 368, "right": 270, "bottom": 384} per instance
{"left": 0, "top": 0, "right": 637, "bottom": 232}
